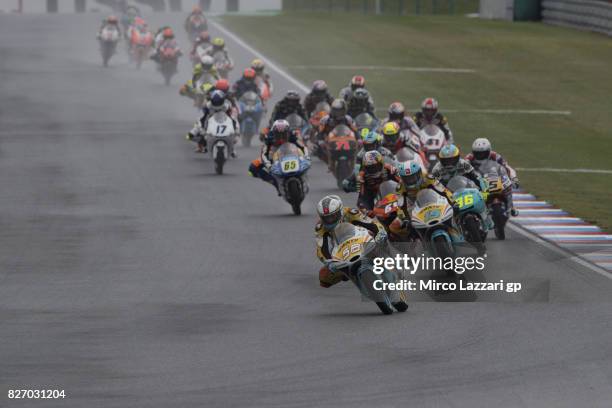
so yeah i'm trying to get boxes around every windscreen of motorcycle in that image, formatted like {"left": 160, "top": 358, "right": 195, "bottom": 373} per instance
{"left": 447, "top": 175, "right": 476, "bottom": 193}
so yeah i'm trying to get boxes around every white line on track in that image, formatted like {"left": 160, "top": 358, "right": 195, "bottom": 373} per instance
{"left": 516, "top": 167, "right": 612, "bottom": 175}
{"left": 212, "top": 18, "right": 612, "bottom": 280}
{"left": 373, "top": 107, "right": 572, "bottom": 115}
{"left": 288, "top": 65, "right": 477, "bottom": 73}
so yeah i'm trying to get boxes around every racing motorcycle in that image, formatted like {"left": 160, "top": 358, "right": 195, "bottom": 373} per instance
{"left": 410, "top": 189, "right": 460, "bottom": 275}
{"left": 211, "top": 50, "right": 233, "bottom": 79}
{"left": 326, "top": 223, "right": 408, "bottom": 315}
{"left": 476, "top": 160, "right": 513, "bottom": 240}
{"left": 185, "top": 15, "right": 208, "bottom": 44}
{"left": 270, "top": 143, "right": 311, "bottom": 215}
{"left": 193, "top": 72, "right": 217, "bottom": 108}
{"left": 306, "top": 101, "right": 330, "bottom": 148}
{"left": 203, "top": 111, "right": 237, "bottom": 174}
{"left": 353, "top": 112, "right": 377, "bottom": 136}
{"left": 99, "top": 26, "right": 120, "bottom": 67}
{"left": 255, "top": 76, "right": 272, "bottom": 103}
{"left": 129, "top": 28, "right": 153, "bottom": 69}
{"left": 419, "top": 124, "right": 446, "bottom": 172}
{"left": 157, "top": 45, "right": 180, "bottom": 86}
{"left": 326, "top": 124, "right": 358, "bottom": 189}
{"left": 446, "top": 176, "right": 491, "bottom": 255}
{"left": 238, "top": 91, "right": 263, "bottom": 147}
{"left": 370, "top": 181, "right": 416, "bottom": 245}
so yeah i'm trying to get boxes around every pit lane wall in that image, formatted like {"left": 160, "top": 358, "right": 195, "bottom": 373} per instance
{"left": 0, "top": 0, "right": 281, "bottom": 13}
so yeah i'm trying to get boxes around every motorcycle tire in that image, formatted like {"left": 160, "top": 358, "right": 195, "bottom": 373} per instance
{"left": 463, "top": 214, "right": 486, "bottom": 255}
{"left": 392, "top": 301, "right": 409, "bottom": 312}
{"left": 215, "top": 149, "right": 225, "bottom": 175}
{"left": 432, "top": 235, "right": 455, "bottom": 276}
{"left": 335, "top": 159, "right": 352, "bottom": 190}
{"left": 287, "top": 179, "right": 302, "bottom": 215}
{"left": 376, "top": 302, "right": 394, "bottom": 315}
{"left": 491, "top": 203, "right": 507, "bottom": 240}
{"left": 242, "top": 133, "right": 252, "bottom": 148}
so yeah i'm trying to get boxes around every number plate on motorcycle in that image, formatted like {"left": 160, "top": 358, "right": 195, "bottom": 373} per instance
{"left": 281, "top": 159, "right": 299, "bottom": 173}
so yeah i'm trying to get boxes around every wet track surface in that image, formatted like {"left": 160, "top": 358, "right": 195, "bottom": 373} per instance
{"left": 1, "top": 12, "right": 612, "bottom": 408}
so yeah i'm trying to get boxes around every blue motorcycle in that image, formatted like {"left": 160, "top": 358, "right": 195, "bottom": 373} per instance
{"left": 238, "top": 91, "right": 263, "bottom": 147}
{"left": 446, "top": 176, "right": 492, "bottom": 255}
{"left": 270, "top": 143, "right": 311, "bottom": 215}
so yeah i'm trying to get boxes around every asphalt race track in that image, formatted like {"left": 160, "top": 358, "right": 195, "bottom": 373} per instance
{"left": 1, "top": 12, "right": 611, "bottom": 408}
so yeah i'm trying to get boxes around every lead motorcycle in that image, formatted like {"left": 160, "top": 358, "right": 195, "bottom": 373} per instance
{"left": 326, "top": 223, "right": 408, "bottom": 315}
{"left": 238, "top": 91, "right": 264, "bottom": 147}
{"left": 326, "top": 124, "right": 358, "bottom": 189}
{"left": 203, "top": 111, "right": 238, "bottom": 174}
{"left": 270, "top": 143, "right": 311, "bottom": 215}
{"left": 476, "top": 160, "right": 513, "bottom": 240}
{"left": 99, "top": 25, "right": 120, "bottom": 67}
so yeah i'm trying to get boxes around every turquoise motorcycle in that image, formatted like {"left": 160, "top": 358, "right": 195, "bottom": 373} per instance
{"left": 446, "top": 176, "right": 492, "bottom": 255}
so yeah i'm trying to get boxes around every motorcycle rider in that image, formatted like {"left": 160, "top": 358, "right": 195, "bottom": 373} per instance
{"left": 97, "top": 15, "right": 121, "bottom": 39}
{"left": 413, "top": 97, "right": 453, "bottom": 143}
{"left": 231, "top": 68, "right": 262, "bottom": 100}
{"left": 151, "top": 28, "right": 181, "bottom": 63}
{"left": 382, "top": 102, "right": 421, "bottom": 137}
{"left": 431, "top": 144, "right": 488, "bottom": 191}
{"left": 190, "top": 31, "right": 212, "bottom": 64}
{"left": 248, "top": 120, "right": 306, "bottom": 194}
{"left": 347, "top": 88, "right": 376, "bottom": 119}
{"left": 316, "top": 99, "right": 357, "bottom": 169}
{"left": 304, "top": 80, "right": 334, "bottom": 117}
{"left": 315, "top": 195, "right": 387, "bottom": 288}
{"left": 186, "top": 90, "right": 238, "bottom": 154}
{"left": 380, "top": 120, "right": 426, "bottom": 164}
{"left": 184, "top": 5, "right": 207, "bottom": 33}
{"left": 268, "top": 90, "right": 307, "bottom": 126}
{"left": 342, "top": 130, "right": 393, "bottom": 193}
{"left": 356, "top": 151, "right": 401, "bottom": 211}
{"left": 466, "top": 138, "right": 519, "bottom": 216}
{"left": 251, "top": 58, "right": 273, "bottom": 98}
{"left": 339, "top": 75, "right": 374, "bottom": 108}
{"left": 208, "top": 38, "right": 234, "bottom": 70}
{"left": 179, "top": 55, "right": 218, "bottom": 100}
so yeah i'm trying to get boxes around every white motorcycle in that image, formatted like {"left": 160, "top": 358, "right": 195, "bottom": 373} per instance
{"left": 419, "top": 124, "right": 447, "bottom": 172}
{"left": 99, "top": 26, "right": 120, "bottom": 67}
{"left": 204, "top": 112, "right": 237, "bottom": 174}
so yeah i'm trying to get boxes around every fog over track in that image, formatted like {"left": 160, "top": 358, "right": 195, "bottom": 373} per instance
{"left": 1, "top": 12, "right": 611, "bottom": 408}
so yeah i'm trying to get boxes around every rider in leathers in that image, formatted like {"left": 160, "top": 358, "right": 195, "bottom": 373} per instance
{"left": 315, "top": 195, "right": 386, "bottom": 288}
{"left": 186, "top": 90, "right": 237, "bottom": 153}
{"left": 356, "top": 151, "right": 401, "bottom": 211}
{"left": 303, "top": 80, "right": 334, "bottom": 117}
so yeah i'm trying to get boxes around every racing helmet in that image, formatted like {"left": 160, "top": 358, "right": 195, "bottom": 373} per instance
{"left": 362, "top": 131, "right": 381, "bottom": 152}
{"left": 251, "top": 58, "right": 265, "bottom": 74}
{"left": 421, "top": 97, "right": 439, "bottom": 121}
{"left": 285, "top": 90, "right": 301, "bottom": 107}
{"left": 215, "top": 79, "right": 230, "bottom": 93}
{"left": 352, "top": 89, "right": 370, "bottom": 108}
{"left": 350, "top": 75, "right": 366, "bottom": 91}
{"left": 362, "top": 150, "right": 384, "bottom": 176}
{"left": 271, "top": 119, "right": 291, "bottom": 145}
{"left": 312, "top": 80, "right": 328, "bottom": 95}
{"left": 200, "top": 55, "right": 214, "bottom": 71}
{"left": 209, "top": 90, "right": 226, "bottom": 110}
{"left": 388, "top": 102, "right": 405, "bottom": 121}
{"left": 162, "top": 28, "right": 174, "bottom": 39}
{"left": 397, "top": 161, "right": 423, "bottom": 189}
{"left": 192, "top": 5, "right": 202, "bottom": 13}
{"left": 243, "top": 68, "right": 256, "bottom": 80}
{"left": 212, "top": 37, "right": 225, "bottom": 49}
{"left": 472, "top": 138, "right": 492, "bottom": 161}
{"left": 198, "top": 31, "right": 210, "bottom": 43}
{"left": 317, "top": 195, "right": 344, "bottom": 230}
{"left": 381, "top": 121, "right": 401, "bottom": 147}
{"left": 439, "top": 144, "right": 461, "bottom": 170}
{"left": 107, "top": 15, "right": 118, "bottom": 24}
{"left": 330, "top": 99, "right": 347, "bottom": 120}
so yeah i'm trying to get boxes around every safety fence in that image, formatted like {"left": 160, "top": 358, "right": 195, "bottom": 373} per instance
{"left": 542, "top": 0, "right": 612, "bottom": 36}
{"left": 281, "top": 0, "right": 478, "bottom": 15}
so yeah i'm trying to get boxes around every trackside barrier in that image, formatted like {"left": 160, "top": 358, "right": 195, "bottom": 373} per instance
{"left": 542, "top": 0, "right": 612, "bottom": 36}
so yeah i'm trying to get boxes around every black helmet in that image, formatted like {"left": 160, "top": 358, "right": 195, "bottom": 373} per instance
{"left": 330, "top": 99, "right": 347, "bottom": 120}
{"left": 210, "top": 90, "right": 226, "bottom": 109}
{"left": 285, "top": 90, "right": 300, "bottom": 106}
{"left": 352, "top": 88, "right": 369, "bottom": 108}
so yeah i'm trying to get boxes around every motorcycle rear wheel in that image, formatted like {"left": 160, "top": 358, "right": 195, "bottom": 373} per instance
{"left": 463, "top": 214, "right": 486, "bottom": 255}
{"left": 215, "top": 149, "right": 225, "bottom": 175}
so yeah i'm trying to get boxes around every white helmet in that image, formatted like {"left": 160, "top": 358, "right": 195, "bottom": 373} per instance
{"left": 201, "top": 55, "right": 214, "bottom": 70}
{"left": 317, "top": 195, "right": 343, "bottom": 230}
{"left": 472, "top": 138, "right": 492, "bottom": 161}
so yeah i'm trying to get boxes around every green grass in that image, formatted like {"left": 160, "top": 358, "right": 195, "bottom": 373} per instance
{"left": 222, "top": 13, "right": 612, "bottom": 231}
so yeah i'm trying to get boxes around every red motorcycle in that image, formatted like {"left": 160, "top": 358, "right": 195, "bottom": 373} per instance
{"left": 130, "top": 29, "right": 153, "bottom": 69}
{"left": 157, "top": 45, "right": 181, "bottom": 85}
